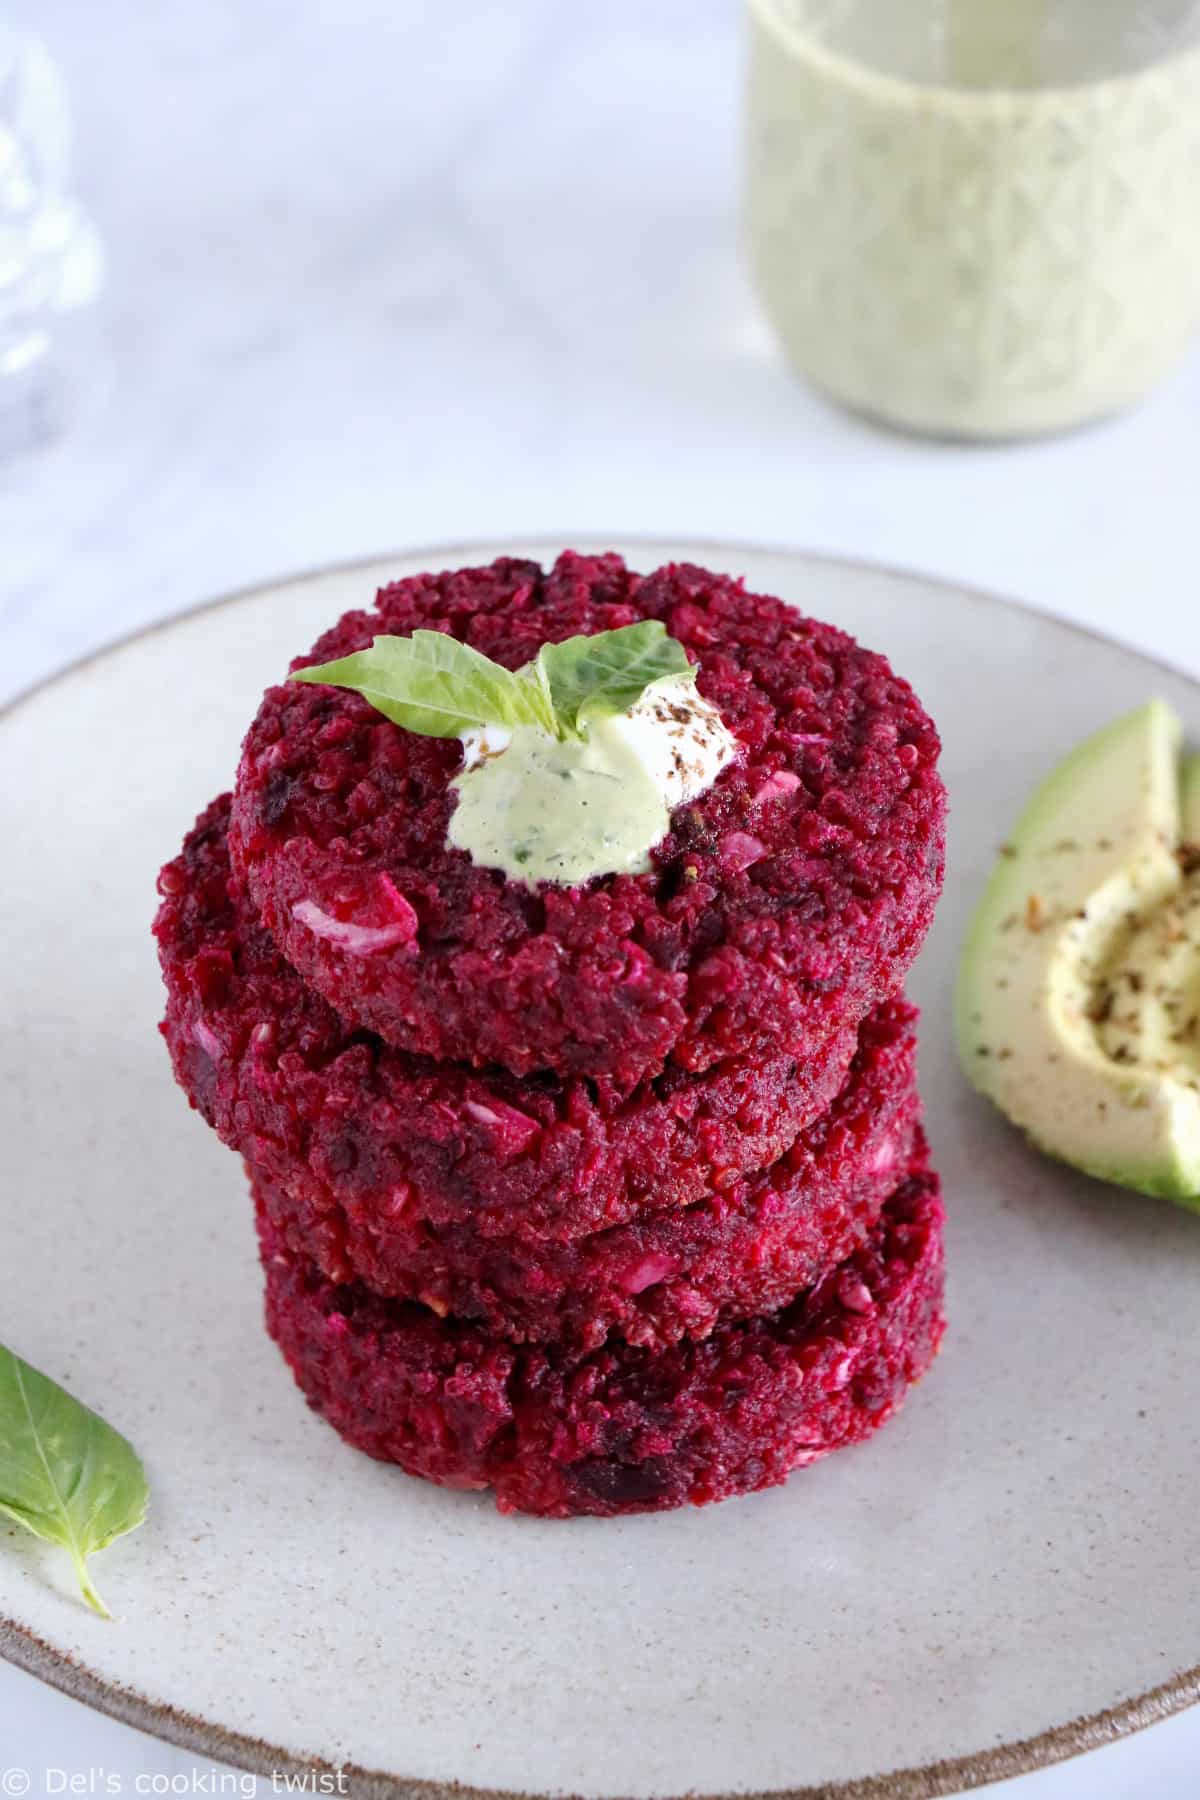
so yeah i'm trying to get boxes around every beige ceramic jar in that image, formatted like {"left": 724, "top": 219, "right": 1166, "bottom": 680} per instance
{"left": 744, "top": 0, "right": 1200, "bottom": 438}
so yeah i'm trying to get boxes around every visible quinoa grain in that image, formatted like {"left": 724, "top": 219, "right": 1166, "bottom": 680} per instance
{"left": 228, "top": 552, "right": 945, "bottom": 1085}
{"left": 154, "top": 798, "right": 903, "bottom": 1343}
{"left": 257, "top": 1167, "right": 945, "bottom": 1516}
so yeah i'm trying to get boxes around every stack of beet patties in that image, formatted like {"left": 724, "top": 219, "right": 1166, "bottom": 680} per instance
{"left": 155, "top": 552, "right": 947, "bottom": 1516}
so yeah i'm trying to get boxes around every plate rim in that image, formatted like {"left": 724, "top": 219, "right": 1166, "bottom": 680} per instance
{"left": 3, "top": 533, "right": 1198, "bottom": 1800}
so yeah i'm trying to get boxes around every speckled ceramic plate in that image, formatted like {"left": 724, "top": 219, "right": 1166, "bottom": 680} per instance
{"left": 2, "top": 541, "right": 1199, "bottom": 1800}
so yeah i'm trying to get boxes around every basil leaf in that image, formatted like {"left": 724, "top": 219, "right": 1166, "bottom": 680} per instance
{"left": 292, "top": 631, "right": 554, "bottom": 737}
{"left": 536, "top": 622, "right": 695, "bottom": 734}
{"left": 291, "top": 622, "right": 696, "bottom": 743}
{"left": 0, "top": 1345, "right": 148, "bottom": 1618}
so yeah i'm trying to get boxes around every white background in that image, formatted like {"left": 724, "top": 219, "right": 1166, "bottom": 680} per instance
{"left": 2, "top": 1, "right": 1198, "bottom": 1793}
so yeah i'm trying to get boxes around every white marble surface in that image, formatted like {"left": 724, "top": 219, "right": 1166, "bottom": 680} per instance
{"left": 1, "top": 0, "right": 1198, "bottom": 1793}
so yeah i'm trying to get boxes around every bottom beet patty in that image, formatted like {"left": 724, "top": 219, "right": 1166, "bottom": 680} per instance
{"left": 256, "top": 1157, "right": 945, "bottom": 1518}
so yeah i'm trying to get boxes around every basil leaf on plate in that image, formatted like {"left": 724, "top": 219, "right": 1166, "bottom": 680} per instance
{"left": 0, "top": 1344, "right": 148, "bottom": 1618}
{"left": 536, "top": 622, "right": 695, "bottom": 734}
{"left": 292, "top": 631, "right": 555, "bottom": 737}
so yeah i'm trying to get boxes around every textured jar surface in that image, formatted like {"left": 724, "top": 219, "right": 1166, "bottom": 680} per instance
{"left": 744, "top": 0, "right": 1200, "bottom": 439}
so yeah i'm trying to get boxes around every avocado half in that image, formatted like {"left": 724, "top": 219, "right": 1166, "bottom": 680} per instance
{"left": 956, "top": 700, "right": 1200, "bottom": 1205}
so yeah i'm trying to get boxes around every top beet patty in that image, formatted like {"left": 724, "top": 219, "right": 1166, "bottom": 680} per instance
{"left": 230, "top": 552, "right": 945, "bottom": 1085}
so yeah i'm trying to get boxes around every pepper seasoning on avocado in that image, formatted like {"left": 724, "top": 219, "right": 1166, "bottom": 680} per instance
{"left": 957, "top": 701, "right": 1200, "bottom": 1206}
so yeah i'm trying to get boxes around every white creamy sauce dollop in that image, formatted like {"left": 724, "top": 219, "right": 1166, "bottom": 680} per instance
{"left": 448, "top": 673, "right": 739, "bottom": 886}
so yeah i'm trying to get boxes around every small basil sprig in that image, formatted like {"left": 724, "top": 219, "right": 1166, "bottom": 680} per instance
{"left": 533, "top": 625, "right": 694, "bottom": 734}
{"left": 292, "top": 621, "right": 694, "bottom": 741}
{"left": 0, "top": 1344, "right": 148, "bottom": 1617}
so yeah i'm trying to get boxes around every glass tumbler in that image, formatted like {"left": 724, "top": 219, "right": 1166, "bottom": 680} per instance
{"left": 0, "top": 23, "right": 104, "bottom": 459}
{"left": 744, "top": 0, "right": 1200, "bottom": 438}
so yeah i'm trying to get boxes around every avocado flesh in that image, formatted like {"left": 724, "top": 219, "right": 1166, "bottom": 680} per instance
{"left": 1099, "top": 753, "right": 1200, "bottom": 1099}
{"left": 957, "top": 703, "right": 1200, "bottom": 1204}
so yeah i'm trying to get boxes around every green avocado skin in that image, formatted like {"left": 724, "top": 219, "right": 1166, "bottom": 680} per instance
{"left": 1184, "top": 753, "right": 1200, "bottom": 842}
{"left": 1024, "top": 1138, "right": 1200, "bottom": 1208}
{"left": 956, "top": 706, "right": 1200, "bottom": 1208}
{"left": 961, "top": 1073, "right": 1200, "bottom": 1209}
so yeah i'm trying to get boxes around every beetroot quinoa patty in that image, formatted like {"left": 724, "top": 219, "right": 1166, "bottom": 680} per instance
{"left": 156, "top": 795, "right": 863, "bottom": 1244}
{"left": 229, "top": 552, "right": 945, "bottom": 1087}
{"left": 249, "top": 1033, "right": 920, "bottom": 1350}
{"left": 256, "top": 1159, "right": 944, "bottom": 1517}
